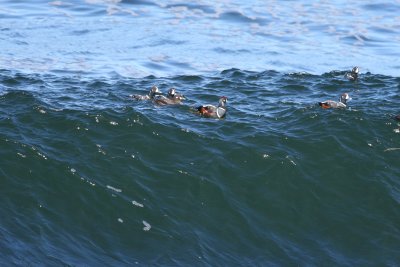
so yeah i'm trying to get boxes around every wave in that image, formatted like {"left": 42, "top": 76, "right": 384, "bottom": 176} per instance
{"left": 1, "top": 69, "right": 400, "bottom": 265}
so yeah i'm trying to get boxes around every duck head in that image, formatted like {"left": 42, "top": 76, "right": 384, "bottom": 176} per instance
{"left": 167, "top": 88, "right": 185, "bottom": 100}
{"left": 219, "top": 96, "right": 228, "bottom": 107}
{"left": 339, "top": 93, "right": 351, "bottom": 104}
{"left": 168, "top": 88, "right": 176, "bottom": 97}
{"left": 149, "top": 86, "right": 161, "bottom": 98}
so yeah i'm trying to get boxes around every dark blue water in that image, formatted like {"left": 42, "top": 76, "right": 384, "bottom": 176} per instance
{"left": 1, "top": 1, "right": 400, "bottom": 266}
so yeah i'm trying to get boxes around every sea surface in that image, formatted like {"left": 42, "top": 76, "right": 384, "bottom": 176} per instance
{"left": 1, "top": 0, "right": 400, "bottom": 266}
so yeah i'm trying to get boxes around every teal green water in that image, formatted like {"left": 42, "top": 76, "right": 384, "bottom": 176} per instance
{"left": 1, "top": 69, "right": 400, "bottom": 266}
{"left": 1, "top": 0, "right": 400, "bottom": 265}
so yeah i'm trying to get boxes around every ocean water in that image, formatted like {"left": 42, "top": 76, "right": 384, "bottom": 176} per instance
{"left": 1, "top": 1, "right": 400, "bottom": 266}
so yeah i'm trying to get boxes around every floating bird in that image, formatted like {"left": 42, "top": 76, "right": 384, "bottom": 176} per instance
{"left": 345, "top": 66, "right": 359, "bottom": 81}
{"left": 167, "top": 88, "right": 185, "bottom": 102}
{"left": 130, "top": 85, "right": 161, "bottom": 100}
{"left": 395, "top": 114, "right": 400, "bottom": 121}
{"left": 319, "top": 93, "right": 351, "bottom": 109}
{"left": 196, "top": 96, "right": 227, "bottom": 118}
{"left": 154, "top": 88, "right": 185, "bottom": 105}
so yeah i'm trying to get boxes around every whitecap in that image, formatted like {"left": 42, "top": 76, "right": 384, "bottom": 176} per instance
{"left": 132, "top": 200, "right": 144, "bottom": 208}
{"left": 142, "top": 220, "right": 151, "bottom": 231}
{"left": 107, "top": 185, "right": 122, "bottom": 193}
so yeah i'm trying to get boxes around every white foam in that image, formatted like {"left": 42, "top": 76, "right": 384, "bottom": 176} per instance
{"left": 178, "top": 170, "right": 189, "bottom": 175}
{"left": 142, "top": 220, "right": 151, "bottom": 231}
{"left": 37, "top": 152, "right": 47, "bottom": 160}
{"left": 107, "top": 185, "right": 122, "bottom": 193}
{"left": 17, "top": 152, "right": 26, "bottom": 158}
{"left": 384, "top": 148, "right": 400, "bottom": 152}
{"left": 96, "top": 144, "right": 106, "bottom": 155}
{"left": 286, "top": 155, "right": 296, "bottom": 166}
{"left": 132, "top": 200, "right": 144, "bottom": 208}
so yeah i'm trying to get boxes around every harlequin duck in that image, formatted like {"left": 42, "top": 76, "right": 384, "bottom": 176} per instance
{"left": 153, "top": 88, "right": 185, "bottom": 105}
{"left": 345, "top": 66, "right": 359, "bottom": 81}
{"left": 196, "top": 96, "right": 227, "bottom": 118}
{"left": 168, "top": 88, "right": 185, "bottom": 101}
{"left": 319, "top": 93, "right": 350, "bottom": 109}
{"left": 130, "top": 85, "right": 161, "bottom": 100}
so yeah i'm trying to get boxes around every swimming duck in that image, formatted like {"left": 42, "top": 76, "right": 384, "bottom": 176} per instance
{"left": 153, "top": 88, "right": 185, "bottom": 105}
{"left": 196, "top": 96, "right": 227, "bottom": 118}
{"left": 130, "top": 85, "right": 161, "bottom": 100}
{"left": 345, "top": 66, "right": 359, "bottom": 81}
{"left": 319, "top": 93, "right": 350, "bottom": 109}
{"left": 395, "top": 114, "right": 400, "bottom": 121}
{"left": 168, "top": 88, "right": 185, "bottom": 101}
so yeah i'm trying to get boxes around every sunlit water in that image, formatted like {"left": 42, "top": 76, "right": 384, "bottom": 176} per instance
{"left": 1, "top": 0, "right": 400, "bottom": 77}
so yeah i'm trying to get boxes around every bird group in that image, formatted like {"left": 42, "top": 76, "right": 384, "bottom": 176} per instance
{"left": 318, "top": 67, "right": 358, "bottom": 109}
{"left": 129, "top": 66, "right": 400, "bottom": 121}
{"left": 130, "top": 85, "right": 227, "bottom": 119}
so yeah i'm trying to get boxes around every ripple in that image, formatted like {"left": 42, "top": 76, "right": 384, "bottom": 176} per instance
{"left": 218, "top": 11, "right": 268, "bottom": 25}
{"left": 362, "top": 3, "right": 400, "bottom": 13}
{"left": 1, "top": 1, "right": 400, "bottom": 264}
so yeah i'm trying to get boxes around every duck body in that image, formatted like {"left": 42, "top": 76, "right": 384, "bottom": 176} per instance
{"left": 395, "top": 115, "right": 400, "bottom": 121}
{"left": 130, "top": 86, "right": 161, "bottom": 100}
{"left": 319, "top": 93, "right": 350, "bottom": 109}
{"left": 319, "top": 100, "right": 346, "bottom": 109}
{"left": 197, "top": 97, "right": 227, "bottom": 118}
{"left": 154, "top": 88, "right": 185, "bottom": 105}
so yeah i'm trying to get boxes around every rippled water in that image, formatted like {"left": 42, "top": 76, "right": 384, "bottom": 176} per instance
{"left": 1, "top": 0, "right": 400, "bottom": 76}
{"left": 1, "top": 0, "right": 400, "bottom": 266}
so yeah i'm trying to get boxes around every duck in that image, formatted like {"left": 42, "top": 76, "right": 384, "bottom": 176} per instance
{"left": 319, "top": 93, "right": 351, "bottom": 109}
{"left": 196, "top": 96, "right": 227, "bottom": 118}
{"left": 345, "top": 66, "right": 359, "bottom": 81}
{"left": 153, "top": 88, "right": 185, "bottom": 105}
{"left": 395, "top": 115, "right": 400, "bottom": 121}
{"left": 167, "top": 88, "right": 185, "bottom": 102}
{"left": 130, "top": 85, "right": 161, "bottom": 100}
